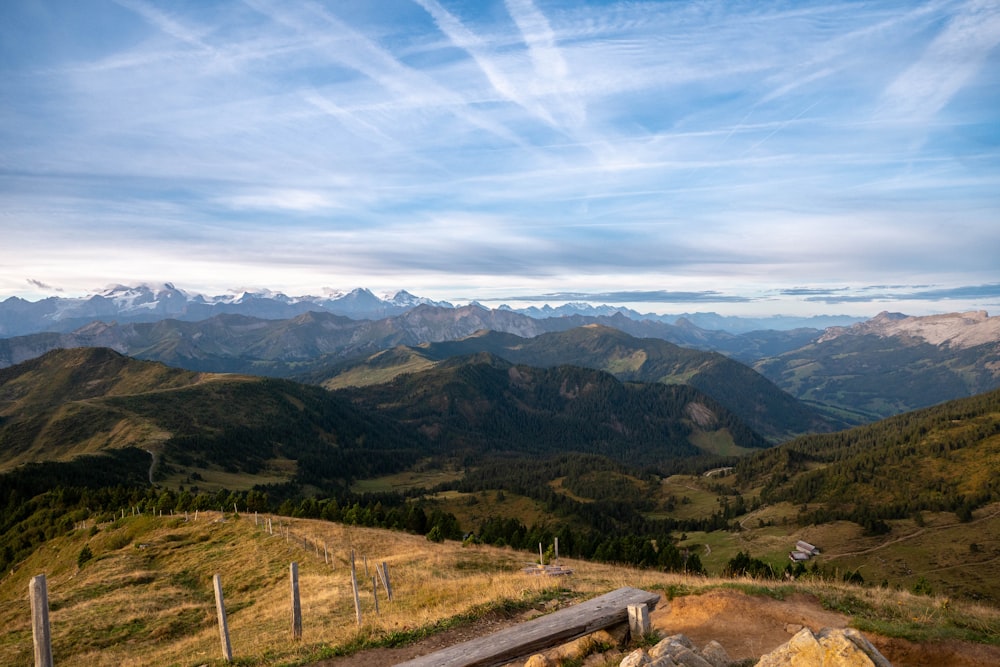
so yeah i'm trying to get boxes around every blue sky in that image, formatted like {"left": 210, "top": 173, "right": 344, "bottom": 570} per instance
{"left": 1, "top": 0, "right": 999, "bottom": 316}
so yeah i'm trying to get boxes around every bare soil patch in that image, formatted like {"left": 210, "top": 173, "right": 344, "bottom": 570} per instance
{"left": 651, "top": 589, "right": 1000, "bottom": 667}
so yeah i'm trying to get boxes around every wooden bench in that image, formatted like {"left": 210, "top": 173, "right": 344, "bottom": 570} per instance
{"left": 394, "top": 586, "right": 660, "bottom": 667}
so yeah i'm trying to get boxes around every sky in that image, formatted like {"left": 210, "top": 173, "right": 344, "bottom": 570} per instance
{"left": 1, "top": 0, "right": 999, "bottom": 317}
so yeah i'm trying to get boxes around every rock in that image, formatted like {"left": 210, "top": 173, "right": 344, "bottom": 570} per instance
{"left": 524, "top": 655, "right": 554, "bottom": 667}
{"left": 649, "top": 656, "right": 678, "bottom": 667}
{"left": 649, "top": 635, "right": 689, "bottom": 660}
{"left": 666, "top": 645, "right": 714, "bottom": 667}
{"left": 604, "top": 621, "right": 631, "bottom": 645}
{"left": 784, "top": 623, "right": 804, "bottom": 634}
{"left": 756, "top": 627, "right": 893, "bottom": 666}
{"left": 699, "top": 640, "right": 731, "bottom": 667}
{"left": 664, "top": 634, "right": 695, "bottom": 649}
{"left": 648, "top": 634, "right": 714, "bottom": 667}
{"left": 620, "top": 649, "right": 652, "bottom": 667}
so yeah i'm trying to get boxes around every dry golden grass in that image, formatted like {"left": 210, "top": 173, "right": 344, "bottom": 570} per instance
{"left": 1, "top": 512, "right": 997, "bottom": 667}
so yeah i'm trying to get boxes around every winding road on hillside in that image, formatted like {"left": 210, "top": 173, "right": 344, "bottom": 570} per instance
{"left": 146, "top": 449, "right": 157, "bottom": 484}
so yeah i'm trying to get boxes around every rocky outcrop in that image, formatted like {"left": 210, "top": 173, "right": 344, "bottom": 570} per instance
{"left": 755, "top": 627, "right": 892, "bottom": 666}
{"left": 615, "top": 633, "right": 732, "bottom": 666}
{"left": 572, "top": 627, "right": 893, "bottom": 667}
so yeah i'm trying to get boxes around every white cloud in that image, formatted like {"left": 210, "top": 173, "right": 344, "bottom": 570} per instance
{"left": 219, "top": 189, "right": 339, "bottom": 212}
{"left": 880, "top": 0, "right": 1000, "bottom": 122}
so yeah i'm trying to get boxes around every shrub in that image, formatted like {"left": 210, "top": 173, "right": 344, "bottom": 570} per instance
{"left": 77, "top": 544, "right": 93, "bottom": 568}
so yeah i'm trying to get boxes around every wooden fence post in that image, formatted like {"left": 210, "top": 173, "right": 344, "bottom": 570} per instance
{"left": 350, "top": 550, "right": 362, "bottom": 626}
{"left": 213, "top": 574, "right": 233, "bottom": 662}
{"left": 290, "top": 563, "right": 302, "bottom": 640}
{"left": 381, "top": 561, "right": 394, "bottom": 601}
{"left": 29, "top": 574, "right": 53, "bottom": 667}
{"left": 627, "top": 603, "right": 650, "bottom": 638}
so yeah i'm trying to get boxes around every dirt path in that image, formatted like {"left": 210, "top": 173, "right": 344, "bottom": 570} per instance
{"left": 145, "top": 448, "right": 157, "bottom": 484}
{"left": 828, "top": 506, "right": 1000, "bottom": 558}
{"left": 309, "top": 589, "right": 1000, "bottom": 667}
{"left": 309, "top": 607, "right": 532, "bottom": 667}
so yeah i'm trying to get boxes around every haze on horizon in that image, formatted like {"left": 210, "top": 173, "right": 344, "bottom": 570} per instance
{"left": 1, "top": 0, "right": 999, "bottom": 318}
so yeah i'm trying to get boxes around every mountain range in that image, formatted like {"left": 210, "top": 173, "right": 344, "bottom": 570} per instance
{"left": 1, "top": 283, "right": 860, "bottom": 337}
{"left": 0, "top": 346, "right": 771, "bottom": 491}
{"left": 318, "top": 325, "right": 839, "bottom": 443}
{"left": 754, "top": 311, "right": 1000, "bottom": 420}
{"left": 3, "top": 290, "right": 998, "bottom": 426}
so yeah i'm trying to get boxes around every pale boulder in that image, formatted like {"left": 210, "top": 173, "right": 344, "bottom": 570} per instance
{"left": 756, "top": 627, "right": 893, "bottom": 667}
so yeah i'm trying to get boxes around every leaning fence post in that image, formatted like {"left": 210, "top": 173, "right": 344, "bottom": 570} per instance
{"left": 350, "top": 550, "right": 362, "bottom": 626}
{"left": 29, "top": 574, "right": 53, "bottom": 667}
{"left": 372, "top": 576, "right": 380, "bottom": 616}
{"left": 381, "top": 561, "right": 394, "bottom": 601}
{"left": 290, "top": 562, "right": 302, "bottom": 640}
{"left": 213, "top": 574, "right": 233, "bottom": 662}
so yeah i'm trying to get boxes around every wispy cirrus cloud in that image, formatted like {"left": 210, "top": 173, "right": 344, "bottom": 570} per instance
{"left": 1, "top": 1, "right": 997, "bottom": 315}
{"left": 879, "top": 0, "right": 1000, "bottom": 123}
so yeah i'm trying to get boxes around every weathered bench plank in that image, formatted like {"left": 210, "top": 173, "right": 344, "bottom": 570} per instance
{"left": 394, "top": 586, "right": 660, "bottom": 667}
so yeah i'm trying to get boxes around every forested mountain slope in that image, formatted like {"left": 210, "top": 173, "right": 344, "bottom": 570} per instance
{"left": 322, "top": 325, "right": 842, "bottom": 442}
{"left": 734, "top": 387, "right": 1000, "bottom": 527}
{"left": 336, "top": 352, "right": 770, "bottom": 470}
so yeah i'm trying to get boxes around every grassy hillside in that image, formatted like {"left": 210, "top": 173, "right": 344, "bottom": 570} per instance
{"left": 5, "top": 348, "right": 1000, "bottom": 660}
{"left": 1, "top": 510, "right": 997, "bottom": 667}
{"left": 0, "top": 348, "right": 429, "bottom": 488}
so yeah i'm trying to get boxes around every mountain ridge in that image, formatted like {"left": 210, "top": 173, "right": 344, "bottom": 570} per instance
{"left": 1, "top": 282, "right": 860, "bottom": 337}
{"left": 818, "top": 309, "right": 1000, "bottom": 348}
{"left": 319, "top": 324, "right": 843, "bottom": 443}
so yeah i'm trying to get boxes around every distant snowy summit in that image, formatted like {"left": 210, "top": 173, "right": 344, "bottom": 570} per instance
{"left": 0, "top": 283, "right": 454, "bottom": 337}
{"left": 0, "top": 282, "right": 864, "bottom": 338}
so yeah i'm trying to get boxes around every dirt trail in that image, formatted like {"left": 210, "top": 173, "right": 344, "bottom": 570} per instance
{"left": 311, "top": 589, "right": 1000, "bottom": 667}
{"left": 828, "top": 506, "right": 1000, "bottom": 558}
